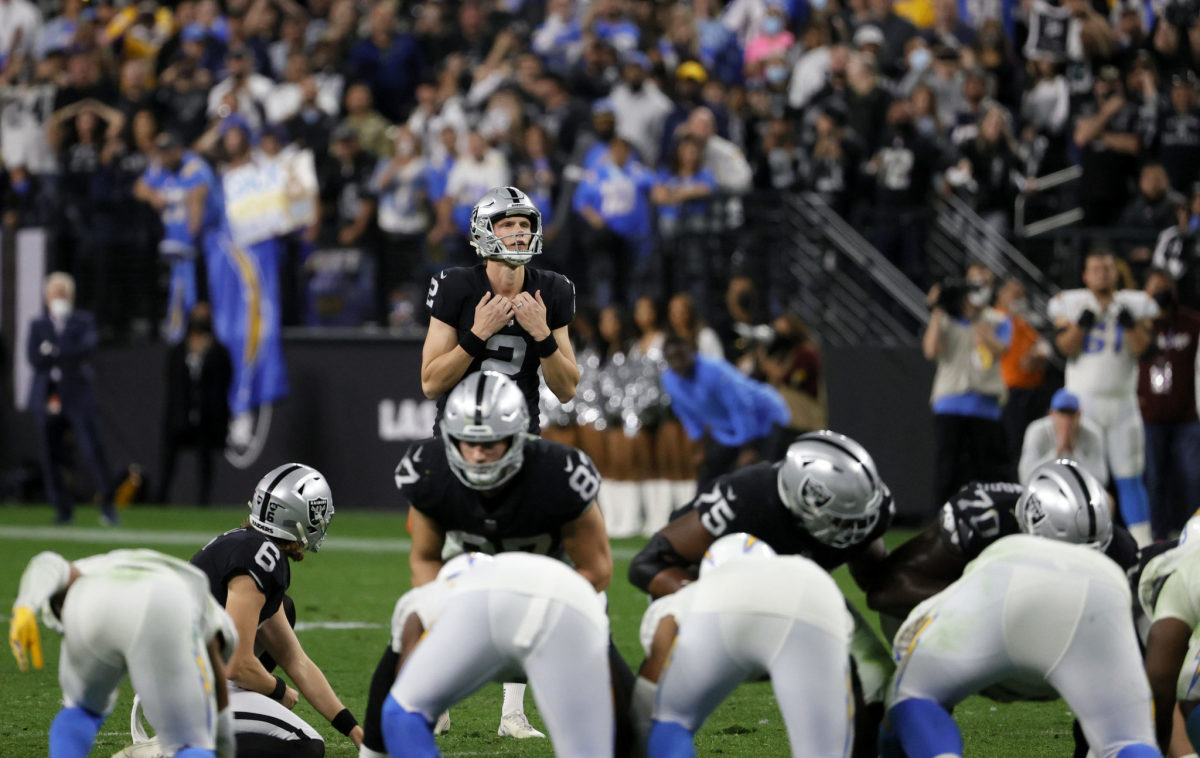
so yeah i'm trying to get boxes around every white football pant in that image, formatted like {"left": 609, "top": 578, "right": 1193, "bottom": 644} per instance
{"left": 1077, "top": 392, "right": 1145, "bottom": 479}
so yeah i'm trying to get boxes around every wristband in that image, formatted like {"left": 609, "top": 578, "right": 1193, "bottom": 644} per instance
{"left": 536, "top": 335, "right": 559, "bottom": 359}
{"left": 269, "top": 676, "right": 287, "bottom": 701}
{"left": 331, "top": 708, "right": 358, "bottom": 736}
{"left": 460, "top": 331, "right": 486, "bottom": 358}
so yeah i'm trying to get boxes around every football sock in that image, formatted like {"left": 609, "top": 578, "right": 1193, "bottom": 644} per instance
{"left": 49, "top": 706, "right": 105, "bottom": 758}
{"left": 1116, "top": 746, "right": 1164, "bottom": 758}
{"left": 1114, "top": 477, "right": 1151, "bottom": 545}
{"left": 359, "top": 747, "right": 390, "bottom": 758}
{"left": 381, "top": 695, "right": 438, "bottom": 758}
{"left": 888, "top": 698, "right": 963, "bottom": 758}
{"left": 363, "top": 645, "right": 402, "bottom": 752}
{"left": 502, "top": 682, "right": 526, "bottom": 717}
{"left": 630, "top": 676, "right": 657, "bottom": 748}
{"left": 647, "top": 719, "right": 695, "bottom": 758}
{"left": 175, "top": 749, "right": 215, "bottom": 758}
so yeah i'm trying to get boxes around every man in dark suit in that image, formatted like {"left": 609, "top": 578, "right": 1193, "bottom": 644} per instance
{"left": 157, "top": 302, "right": 232, "bottom": 505}
{"left": 26, "top": 272, "right": 118, "bottom": 525}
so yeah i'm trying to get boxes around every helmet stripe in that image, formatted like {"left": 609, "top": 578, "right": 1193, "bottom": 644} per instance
{"left": 803, "top": 435, "right": 878, "bottom": 492}
{"left": 474, "top": 373, "right": 488, "bottom": 426}
{"left": 1059, "top": 463, "right": 1096, "bottom": 542}
{"left": 262, "top": 464, "right": 303, "bottom": 521}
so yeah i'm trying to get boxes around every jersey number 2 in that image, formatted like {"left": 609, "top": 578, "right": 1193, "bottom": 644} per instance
{"left": 482, "top": 334, "right": 527, "bottom": 375}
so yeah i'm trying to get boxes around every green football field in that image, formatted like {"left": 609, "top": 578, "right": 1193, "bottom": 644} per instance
{"left": 0, "top": 504, "right": 1080, "bottom": 757}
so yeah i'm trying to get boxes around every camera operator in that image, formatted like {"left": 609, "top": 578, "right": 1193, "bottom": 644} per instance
{"left": 923, "top": 264, "right": 1014, "bottom": 509}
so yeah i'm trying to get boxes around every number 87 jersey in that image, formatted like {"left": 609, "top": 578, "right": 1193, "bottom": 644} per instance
{"left": 395, "top": 436, "right": 600, "bottom": 560}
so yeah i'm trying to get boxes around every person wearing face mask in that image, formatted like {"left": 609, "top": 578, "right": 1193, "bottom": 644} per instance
{"left": 923, "top": 263, "right": 1015, "bottom": 509}
{"left": 26, "top": 272, "right": 119, "bottom": 526}
{"left": 743, "top": 2, "right": 794, "bottom": 79}
{"left": 157, "top": 302, "right": 233, "bottom": 506}
{"left": 1138, "top": 269, "right": 1200, "bottom": 540}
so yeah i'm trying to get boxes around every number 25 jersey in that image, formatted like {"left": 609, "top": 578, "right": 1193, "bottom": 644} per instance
{"left": 396, "top": 436, "right": 599, "bottom": 559}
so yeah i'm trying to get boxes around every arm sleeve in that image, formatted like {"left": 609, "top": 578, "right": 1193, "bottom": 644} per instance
{"left": 14, "top": 552, "right": 72, "bottom": 611}
{"left": 427, "top": 271, "right": 461, "bottom": 324}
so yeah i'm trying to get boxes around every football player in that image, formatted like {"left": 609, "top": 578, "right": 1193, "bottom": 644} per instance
{"left": 360, "top": 370, "right": 615, "bottom": 749}
{"left": 421, "top": 186, "right": 579, "bottom": 435}
{"left": 639, "top": 534, "right": 855, "bottom": 758}
{"left": 381, "top": 552, "right": 614, "bottom": 758}
{"left": 188, "top": 463, "right": 363, "bottom": 756}
{"left": 9, "top": 548, "right": 238, "bottom": 758}
{"left": 628, "top": 430, "right": 894, "bottom": 758}
{"left": 865, "top": 459, "right": 1139, "bottom": 621}
{"left": 1047, "top": 250, "right": 1158, "bottom": 544}
{"left": 884, "top": 532, "right": 1157, "bottom": 758}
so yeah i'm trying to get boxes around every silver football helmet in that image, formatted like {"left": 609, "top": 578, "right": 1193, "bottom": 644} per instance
{"left": 248, "top": 463, "right": 335, "bottom": 552}
{"left": 777, "top": 431, "right": 888, "bottom": 549}
{"left": 469, "top": 186, "right": 543, "bottom": 266}
{"left": 699, "top": 532, "right": 777, "bottom": 578}
{"left": 441, "top": 371, "right": 530, "bottom": 490}
{"left": 1016, "top": 459, "right": 1113, "bottom": 550}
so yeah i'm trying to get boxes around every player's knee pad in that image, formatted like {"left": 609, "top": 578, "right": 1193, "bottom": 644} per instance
{"left": 173, "top": 748, "right": 216, "bottom": 758}
{"left": 1115, "top": 744, "right": 1162, "bottom": 758}
{"left": 888, "top": 698, "right": 963, "bottom": 758}
{"left": 381, "top": 695, "right": 438, "bottom": 758}
{"left": 49, "top": 706, "right": 106, "bottom": 758}
{"left": 647, "top": 720, "right": 695, "bottom": 758}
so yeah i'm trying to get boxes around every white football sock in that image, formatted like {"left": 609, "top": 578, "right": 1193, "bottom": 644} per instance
{"left": 502, "top": 682, "right": 526, "bottom": 717}
{"left": 1128, "top": 522, "right": 1152, "bottom": 547}
{"left": 359, "top": 747, "right": 389, "bottom": 758}
{"left": 630, "top": 676, "right": 657, "bottom": 758}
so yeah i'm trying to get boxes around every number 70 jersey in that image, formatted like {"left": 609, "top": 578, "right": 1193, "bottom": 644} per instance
{"left": 395, "top": 436, "right": 600, "bottom": 560}
{"left": 1047, "top": 288, "right": 1159, "bottom": 397}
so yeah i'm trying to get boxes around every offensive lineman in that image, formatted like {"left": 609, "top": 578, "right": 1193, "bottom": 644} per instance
{"left": 381, "top": 552, "right": 614, "bottom": 758}
{"left": 188, "top": 463, "right": 363, "bottom": 756}
{"left": 1048, "top": 250, "right": 1158, "bottom": 544}
{"left": 9, "top": 548, "right": 238, "bottom": 758}
{"left": 628, "top": 430, "right": 894, "bottom": 758}
{"left": 421, "top": 186, "right": 579, "bottom": 434}
{"left": 640, "top": 534, "right": 855, "bottom": 757}
{"left": 357, "top": 371, "right": 615, "bottom": 753}
{"left": 885, "top": 531, "right": 1158, "bottom": 758}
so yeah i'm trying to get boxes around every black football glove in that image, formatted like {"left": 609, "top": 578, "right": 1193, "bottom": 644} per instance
{"left": 1117, "top": 308, "right": 1136, "bottom": 330}
{"left": 1077, "top": 310, "right": 1097, "bottom": 330}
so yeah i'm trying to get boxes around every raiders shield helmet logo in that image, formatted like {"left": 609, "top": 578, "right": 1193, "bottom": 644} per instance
{"left": 307, "top": 497, "right": 330, "bottom": 527}
{"left": 800, "top": 476, "right": 834, "bottom": 511}
{"left": 1024, "top": 493, "right": 1046, "bottom": 524}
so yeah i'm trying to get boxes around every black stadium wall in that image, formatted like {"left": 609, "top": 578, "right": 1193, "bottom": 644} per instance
{"left": 2, "top": 336, "right": 938, "bottom": 523}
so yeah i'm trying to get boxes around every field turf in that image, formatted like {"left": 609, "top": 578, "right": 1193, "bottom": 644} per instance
{"left": 0, "top": 504, "right": 1079, "bottom": 756}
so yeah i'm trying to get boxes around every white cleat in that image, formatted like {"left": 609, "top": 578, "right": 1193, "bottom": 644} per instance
{"left": 497, "top": 712, "right": 545, "bottom": 739}
{"left": 434, "top": 710, "right": 451, "bottom": 735}
{"left": 110, "top": 737, "right": 164, "bottom": 758}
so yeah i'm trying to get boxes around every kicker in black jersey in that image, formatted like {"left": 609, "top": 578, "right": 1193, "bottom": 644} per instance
{"left": 683, "top": 461, "right": 894, "bottom": 570}
{"left": 191, "top": 526, "right": 291, "bottom": 625}
{"left": 426, "top": 263, "right": 575, "bottom": 434}
{"left": 395, "top": 435, "right": 597, "bottom": 558}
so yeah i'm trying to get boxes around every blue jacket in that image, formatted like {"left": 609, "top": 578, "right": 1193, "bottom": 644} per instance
{"left": 26, "top": 310, "right": 100, "bottom": 420}
{"left": 662, "top": 355, "right": 790, "bottom": 446}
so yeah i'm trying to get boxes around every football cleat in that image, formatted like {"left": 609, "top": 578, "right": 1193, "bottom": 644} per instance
{"left": 434, "top": 710, "right": 452, "bottom": 735}
{"left": 110, "top": 737, "right": 163, "bottom": 758}
{"left": 498, "top": 712, "right": 546, "bottom": 739}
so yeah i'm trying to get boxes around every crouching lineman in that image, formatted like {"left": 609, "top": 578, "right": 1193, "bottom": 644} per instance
{"left": 884, "top": 511, "right": 1158, "bottom": 756}
{"left": 8, "top": 548, "right": 238, "bottom": 758}
{"left": 359, "top": 370, "right": 620, "bottom": 754}
{"left": 640, "top": 533, "right": 854, "bottom": 757}
{"left": 381, "top": 552, "right": 614, "bottom": 758}
{"left": 186, "top": 463, "right": 362, "bottom": 756}
{"left": 629, "top": 430, "right": 894, "bottom": 758}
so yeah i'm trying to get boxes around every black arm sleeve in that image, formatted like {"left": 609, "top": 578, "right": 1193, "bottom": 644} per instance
{"left": 628, "top": 533, "right": 693, "bottom": 593}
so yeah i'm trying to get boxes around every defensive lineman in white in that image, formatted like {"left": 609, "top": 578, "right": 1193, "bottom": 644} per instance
{"left": 8, "top": 549, "right": 238, "bottom": 758}
{"left": 885, "top": 533, "right": 1157, "bottom": 758}
{"left": 645, "top": 533, "right": 855, "bottom": 758}
{"left": 1048, "top": 250, "right": 1158, "bottom": 544}
{"left": 380, "top": 552, "right": 614, "bottom": 758}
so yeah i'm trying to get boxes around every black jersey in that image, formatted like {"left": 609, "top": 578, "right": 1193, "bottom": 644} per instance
{"left": 426, "top": 263, "right": 576, "bottom": 434}
{"left": 685, "top": 462, "right": 894, "bottom": 570}
{"left": 938, "top": 480, "right": 1139, "bottom": 571}
{"left": 395, "top": 436, "right": 597, "bottom": 559}
{"left": 191, "top": 527, "right": 291, "bottom": 626}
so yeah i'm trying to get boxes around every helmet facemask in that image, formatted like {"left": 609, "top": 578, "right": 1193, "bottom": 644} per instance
{"left": 443, "top": 430, "right": 527, "bottom": 490}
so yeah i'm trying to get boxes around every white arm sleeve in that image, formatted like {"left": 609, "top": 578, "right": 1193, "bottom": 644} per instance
{"left": 14, "top": 551, "right": 72, "bottom": 612}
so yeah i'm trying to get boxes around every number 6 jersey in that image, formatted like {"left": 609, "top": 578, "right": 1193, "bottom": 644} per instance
{"left": 191, "top": 527, "right": 292, "bottom": 626}
{"left": 426, "top": 263, "right": 576, "bottom": 434}
{"left": 395, "top": 436, "right": 599, "bottom": 560}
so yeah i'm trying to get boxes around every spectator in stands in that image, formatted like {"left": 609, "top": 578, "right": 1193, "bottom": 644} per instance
{"left": 948, "top": 67, "right": 995, "bottom": 144}
{"left": 661, "top": 332, "right": 791, "bottom": 490}
{"left": 660, "top": 61, "right": 713, "bottom": 162}
{"left": 1, "top": 163, "right": 45, "bottom": 230}
{"left": 761, "top": 312, "right": 827, "bottom": 434}
{"left": 157, "top": 301, "right": 232, "bottom": 505}
{"left": 155, "top": 39, "right": 213, "bottom": 144}
{"left": 339, "top": 82, "right": 392, "bottom": 159}
{"left": 27, "top": 272, "right": 119, "bottom": 526}
{"left": 610, "top": 51, "right": 673, "bottom": 167}
{"left": 532, "top": 0, "right": 584, "bottom": 73}
{"left": 206, "top": 45, "right": 272, "bottom": 134}
{"left": 1074, "top": 65, "right": 1142, "bottom": 227}
{"left": 667, "top": 291, "right": 724, "bottom": 359}
{"left": 568, "top": 36, "right": 619, "bottom": 102}
{"left": 1121, "top": 162, "right": 1186, "bottom": 271}
{"left": 845, "top": 50, "right": 892, "bottom": 154}
{"left": 682, "top": 107, "right": 752, "bottom": 195}
{"left": 924, "top": 266, "right": 1013, "bottom": 506}
{"left": 533, "top": 72, "right": 588, "bottom": 160}
{"left": 717, "top": 275, "right": 770, "bottom": 375}
{"left": 0, "top": 0, "right": 44, "bottom": 64}
{"left": 753, "top": 116, "right": 806, "bottom": 192}
{"left": 928, "top": 0, "right": 975, "bottom": 50}
{"left": 1159, "top": 72, "right": 1200, "bottom": 194}
{"left": 1152, "top": 184, "right": 1200, "bottom": 307}
{"left": 653, "top": 135, "right": 718, "bottom": 298}
{"left": 743, "top": 0, "right": 794, "bottom": 76}
{"left": 1018, "top": 388, "right": 1108, "bottom": 484}
{"left": 1020, "top": 58, "right": 1071, "bottom": 175}
{"left": 573, "top": 136, "right": 654, "bottom": 306}
{"left": 1140, "top": 269, "right": 1200, "bottom": 539}
{"left": 949, "top": 105, "right": 1025, "bottom": 233}
{"left": 371, "top": 126, "right": 430, "bottom": 319}
{"left": 284, "top": 75, "right": 338, "bottom": 158}
{"left": 868, "top": 0, "right": 919, "bottom": 75}
{"left": 436, "top": 130, "right": 509, "bottom": 250}
{"left": 317, "top": 124, "right": 377, "bottom": 252}
{"left": 995, "top": 277, "right": 1051, "bottom": 461}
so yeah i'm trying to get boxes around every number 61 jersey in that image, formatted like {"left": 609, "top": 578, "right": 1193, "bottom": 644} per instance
{"left": 191, "top": 527, "right": 291, "bottom": 626}
{"left": 395, "top": 436, "right": 599, "bottom": 560}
